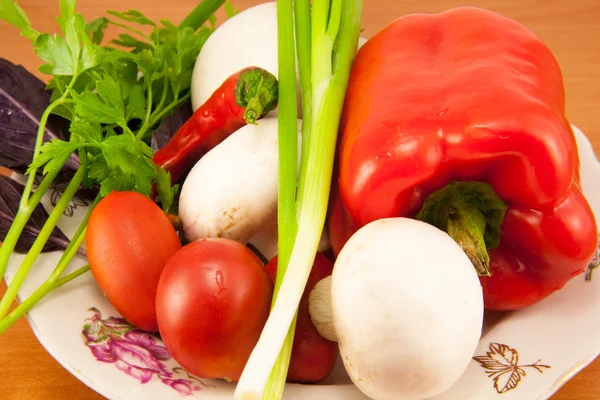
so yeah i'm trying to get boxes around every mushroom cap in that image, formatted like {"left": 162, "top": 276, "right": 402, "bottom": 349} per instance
{"left": 179, "top": 118, "right": 301, "bottom": 246}
{"left": 332, "top": 217, "right": 484, "bottom": 400}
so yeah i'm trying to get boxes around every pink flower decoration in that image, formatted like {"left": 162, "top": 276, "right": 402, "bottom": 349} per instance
{"left": 82, "top": 307, "right": 210, "bottom": 396}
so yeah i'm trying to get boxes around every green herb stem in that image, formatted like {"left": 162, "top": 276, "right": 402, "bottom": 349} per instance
{"left": 0, "top": 161, "right": 67, "bottom": 280}
{"left": 55, "top": 264, "right": 90, "bottom": 287}
{"left": 21, "top": 95, "right": 73, "bottom": 206}
{"left": 0, "top": 191, "right": 99, "bottom": 334}
{"left": 153, "top": 75, "right": 170, "bottom": 119}
{"left": 146, "top": 93, "right": 191, "bottom": 130}
{"left": 0, "top": 264, "right": 91, "bottom": 336}
{"left": 51, "top": 193, "right": 100, "bottom": 277}
{"left": 0, "top": 166, "right": 85, "bottom": 320}
{"left": 137, "top": 78, "right": 154, "bottom": 139}
{"left": 179, "top": 0, "right": 225, "bottom": 30}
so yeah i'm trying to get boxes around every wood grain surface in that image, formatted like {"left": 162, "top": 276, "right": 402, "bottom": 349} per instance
{"left": 0, "top": 0, "right": 599, "bottom": 399}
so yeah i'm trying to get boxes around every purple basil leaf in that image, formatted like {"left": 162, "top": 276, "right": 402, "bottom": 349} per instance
{"left": 0, "top": 175, "right": 82, "bottom": 254}
{"left": 0, "top": 58, "right": 79, "bottom": 173}
{"left": 151, "top": 100, "right": 192, "bottom": 152}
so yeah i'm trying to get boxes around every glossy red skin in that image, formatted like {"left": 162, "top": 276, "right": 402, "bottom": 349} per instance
{"left": 155, "top": 238, "right": 273, "bottom": 382}
{"left": 335, "top": 7, "right": 598, "bottom": 310}
{"left": 327, "top": 180, "right": 358, "bottom": 258}
{"left": 265, "top": 254, "right": 338, "bottom": 383}
{"left": 86, "top": 191, "right": 182, "bottom": 332}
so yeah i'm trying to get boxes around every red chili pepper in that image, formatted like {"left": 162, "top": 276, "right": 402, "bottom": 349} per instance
{"left": 330, "top": 7, "right": 598, "bottom": 310}
{"left": 152, "top": 67, "right": 278, "bottom": 184}
{"left": 265, "top": 253, "right": 338, "bottom": 383}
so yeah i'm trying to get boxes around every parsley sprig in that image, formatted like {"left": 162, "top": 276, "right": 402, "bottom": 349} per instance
{"left": 0, "top": 0, "right": 231, "bottom": 333}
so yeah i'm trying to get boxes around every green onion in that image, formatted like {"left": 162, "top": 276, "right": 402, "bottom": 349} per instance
{"left": 234, "top": 0, "right": 363, "bottom": 398}
{"left": 262, "top": 0, "right": 299, "bottom": 398}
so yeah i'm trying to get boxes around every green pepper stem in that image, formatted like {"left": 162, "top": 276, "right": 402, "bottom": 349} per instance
{"left": 446, "top": 202, "right": 492, "bottom": 276}
{"left": 416, "top": 181, "right": 508, "bottom": 277}
{"left": 235, "top": 68, "right": 279, "bottom": 125}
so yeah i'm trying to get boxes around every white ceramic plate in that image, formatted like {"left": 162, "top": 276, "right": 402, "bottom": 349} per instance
{"left": 4, "top": 125, "right": 600, "bottom": 400}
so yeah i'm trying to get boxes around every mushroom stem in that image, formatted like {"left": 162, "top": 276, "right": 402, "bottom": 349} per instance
{"left": 308, "top": 275, "right": 337, "bottom": 342}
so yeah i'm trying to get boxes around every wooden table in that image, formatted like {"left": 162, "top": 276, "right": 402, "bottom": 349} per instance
{"left": 0, "top": 0, "right": 598, "bottom": 399}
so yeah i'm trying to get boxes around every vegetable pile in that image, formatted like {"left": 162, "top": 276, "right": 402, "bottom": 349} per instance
{"left": 0, "top": 1, "right": 597, "bottom": 400}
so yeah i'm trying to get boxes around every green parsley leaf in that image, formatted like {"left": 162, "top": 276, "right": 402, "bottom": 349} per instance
{"left": 58, "top": 0, "right": 76, "bottom": 25}
{"left": 72, "top": 91, "right": 123, "bottom": 124}
{"left": 107, "top": 9, "right": 156, "bottom": 27}
{"left": 95, "top": 134, "right": 155, "bottom": 196}
{"left": 88, "top": 153, "right": 109, "bottom": 182}
{"left": 70, "top": 118, "right": 102, "bottom": 144}
{"left": 27, "top": 139, "right": 83, "bottom": 175}
{"left": 57, "top": 0, "right": 82, "bottom": 69}
{"left": 0, "top": 0, "right": 40, "bottom": 41}
{"left": 72, "top": 78, "right": 125, "bottom": 124}
{"left": 80, "top": 31, "right": 103, "bottom": 71}
{"left": 85, "top": 17, "right": 109, "bottom": 45}
{"left": 160, "top": 19, "right": 178, "bottom": 31}
{"left": 99, "top": 170, "right": 132, "bottom": 196}
{"left": 137, "top": 48, "right": 162, "bottom": 80}
{"left": 125, "top": 85, "right": 146, "bottom": 120}
{"left": 111, "top": 33, "right": 152, "bottom": 53}
{"left": 34, "top": 1, "right": 100, "bottom": 75}
{"left": 100, "top": 135, "right": 136, "bottom": 173}
{"left": 35, "top": 34, "right": 74, "bottom": 75}
{"left": 97, "top": 78, "right": 125, "bottom": 117}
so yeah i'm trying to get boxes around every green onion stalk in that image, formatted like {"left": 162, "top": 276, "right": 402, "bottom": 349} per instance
{"left": 261, "top": 0, "right": 301, "bottom": 398}
{"left": 234, "top": 0, "right": 363, "bottom": 399}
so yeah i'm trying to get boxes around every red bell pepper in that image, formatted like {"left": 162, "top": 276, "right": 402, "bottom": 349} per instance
{"left": 330, "top": 7, "right": 598, "bottom": 310}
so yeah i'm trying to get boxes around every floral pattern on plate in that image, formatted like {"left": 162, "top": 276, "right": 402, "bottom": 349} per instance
{"left": 82, "top": 307, "right": 212, "bottom": 396}
{"left": 473, "top": 343, "right": 550, "bottom": 394}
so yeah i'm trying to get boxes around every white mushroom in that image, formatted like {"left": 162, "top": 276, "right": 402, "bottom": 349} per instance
{"left": 309, "top": 217, "right": 484, "bottom": 400}
{"left": 178, "top": 118, "right": 329, "bottom": 260}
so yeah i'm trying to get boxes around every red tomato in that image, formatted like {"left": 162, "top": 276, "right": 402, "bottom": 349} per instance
{"left": 156, "top": 238, "right": 273, "bottom": 382}
{"left": 86, "top": 191, "right": 182, "bottom": 332}
{"left": 265, "top": 253, "right": 338, "bottom": 383}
